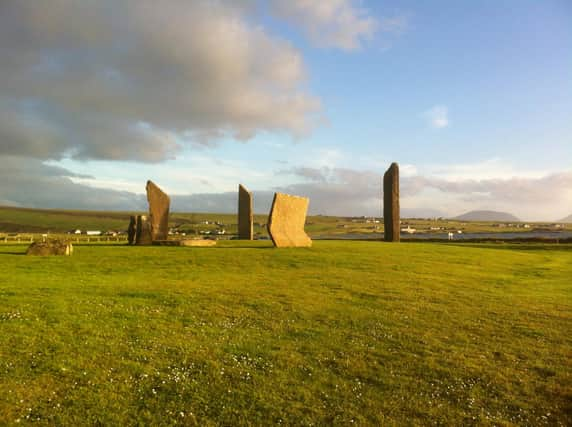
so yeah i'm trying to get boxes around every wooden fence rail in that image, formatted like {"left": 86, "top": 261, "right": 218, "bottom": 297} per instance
{"left": 0, "top": 235, "right": 129, "bottom": 244}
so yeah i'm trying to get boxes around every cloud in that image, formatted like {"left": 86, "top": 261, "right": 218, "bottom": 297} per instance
{"left": 0, "top": 154, "right": 275, "bottom": 214}
{"left": 0, "top": 0, "right": 320, "bottom": 162}
{"left": 280, "top": 166, "right": 441, "bottom": 217}
{"left": 0, "top": 156, "right": 145, "bottom": 210}
{"left": 1, "top": 154, "right": 569, "bottom": 221}
{"left": 269, "top": 0, "right": 379, "bottom": 50}
{"left": 423, "top": 105, "right": 449, "bottom": 129}
{"left": 278, "top": 165, "right": 572, "bottom": 220}
{"left": 405, "top": 172, "right": 572, "bottom": 205}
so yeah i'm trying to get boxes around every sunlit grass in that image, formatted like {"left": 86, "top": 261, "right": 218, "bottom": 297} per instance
{"left": 0, "top": 241, "right": 570, "bottom": 425}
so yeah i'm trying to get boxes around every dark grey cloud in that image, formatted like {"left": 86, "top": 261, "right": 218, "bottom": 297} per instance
{"left": 0, "top": 155, "right": 275, "bottom": 213}
{"left": 0, "top": 0, "right": 319, "bottom": 162}
{"left": 0, "top": 156, "right": 146, "bottom": 210}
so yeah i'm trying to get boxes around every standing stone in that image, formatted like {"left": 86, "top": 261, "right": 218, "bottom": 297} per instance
{"left": 238, "top": 184, "right": 253, "bottom": 240}
{"left": 127, "top": 215, "right": 137, "bottom": 244}
{"left": 383, "top": 162, "right": 400, "bottom": 242}
{"left": 146, "top": 180, "right": 170, "bottom": 241}
{"left": 135, "top": 215, "right": 153, "bottom": 245}
{"left": 267, "top": 193, "right": 312, "bottom": 248}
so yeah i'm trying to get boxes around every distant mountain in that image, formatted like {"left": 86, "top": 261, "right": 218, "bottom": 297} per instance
{"left": 453, "top": 210, "right": 520, "bottom": 222}
{"left": 560, "top": 214, "right": 572, "bottom": 223}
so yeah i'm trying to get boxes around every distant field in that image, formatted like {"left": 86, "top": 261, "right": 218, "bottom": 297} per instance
{"left": 0, "top": 241, "right": 570, "bottom": 425}
{"left": 1, "top": 206, "right": 570, "bottom": 237}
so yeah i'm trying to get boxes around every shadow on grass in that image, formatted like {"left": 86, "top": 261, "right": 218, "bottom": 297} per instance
{"left": 73, "top": 242, "right": 277, "bottom": 249}
{"left": 447, "top": 243, "right": 572, "bottom": 252}
{"left": 72, "top": 243, "right": 130, "bottom": 247}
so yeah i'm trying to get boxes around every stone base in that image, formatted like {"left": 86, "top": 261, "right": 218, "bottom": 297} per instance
{"left": 27, "top": 240, "right": 73, "bottom": 256}
{"left": 152, "top": 239, "right": 217, "bottom": 247}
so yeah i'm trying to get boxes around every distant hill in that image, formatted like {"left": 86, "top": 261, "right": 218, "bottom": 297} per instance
{"left": 453, "top": 210, "right": 520, "bottom": 222}
{"left": 560, "top": 214, "right": 572, "bottom": 223}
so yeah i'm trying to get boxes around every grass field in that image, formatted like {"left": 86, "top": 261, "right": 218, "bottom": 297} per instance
{"left": 1, "top": 241, "right": 571, "bottom": 425}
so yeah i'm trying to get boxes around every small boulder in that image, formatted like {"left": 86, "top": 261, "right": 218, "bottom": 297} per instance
{"left": 26, "top": 240, "right": 73, "bottom": 256}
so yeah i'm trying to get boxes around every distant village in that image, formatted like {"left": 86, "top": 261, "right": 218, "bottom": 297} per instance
{"left": 0, "top": 216, "right": 569, "bottom": 244}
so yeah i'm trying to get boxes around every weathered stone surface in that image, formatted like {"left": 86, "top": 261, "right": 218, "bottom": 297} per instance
{"left": 383, "top": 162, "right": 400, "bottom": 242}
{"left": 146, "top": 180, "right": 170, "bottom": 241}
{"left": 179, "top": 239, "right": 217, "bottom": 247}
{"left": 153, "top": 239, "right": 217, "bottom": 247}
{"left": 135, "top": 215, "right": 153, "bottom": 245}
{"left": 27, "top": 240, "right": 73, "bottom": 256}
{"left": 238, "top": 184, "right": 253, "bottom": 240}
{"left": 267, "top": 193, "right": 312, "bottom": 248}
{"left": 127, "top": 215, "right": 137, "bottom": 244}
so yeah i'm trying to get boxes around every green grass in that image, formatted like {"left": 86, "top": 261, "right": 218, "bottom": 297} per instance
{"left": 0, "top": 241, "right": 571, "bottom": 425}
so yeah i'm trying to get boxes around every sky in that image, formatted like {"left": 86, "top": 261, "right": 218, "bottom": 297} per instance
{"left": 0, "top": 0, "right": 571, "bottom": 221}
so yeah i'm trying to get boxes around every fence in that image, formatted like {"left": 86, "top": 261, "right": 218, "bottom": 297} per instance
{"left": 0, "top": 234, "right": 129, "bottom": 244}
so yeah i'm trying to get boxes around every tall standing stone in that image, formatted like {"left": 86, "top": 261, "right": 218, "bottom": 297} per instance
{"left": 146, "top": 180, "right": 170, "bottom": 241}
{"left": 238, "top": 184, "right": 253, "bottom": 240}
{"left": 267, "top": 193, "right": 312, "bottom": 248}
{"left": 383, "top": 162, "right": 400, "bottom": 242}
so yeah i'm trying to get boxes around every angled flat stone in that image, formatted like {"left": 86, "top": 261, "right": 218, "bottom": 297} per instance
{"left": 267, "top": 193, "right": 312, "bottom": 248}
{"left": 383, "top": 162, "right": 400, "bottom": 242}
{"left": 238, "top": 184, "right": 253, "bottom": 240}
{"left": 146, "top": 180, "right": 170, "bottom": 241}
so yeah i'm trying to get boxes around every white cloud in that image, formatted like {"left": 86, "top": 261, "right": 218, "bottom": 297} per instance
{"left": 423, "top": 105, "right": 449, "bottom": 129}
{"left": 269, "top": 0, "right": 379, "bottom": 50}
{"left": 422, "top": 158, "right": 547, "bottom": 181}
{"left": 0, "top": 0, "right": 320, "bottom": 162}
{"left": 279, "top": 164, "right": 572, "bottom": 220}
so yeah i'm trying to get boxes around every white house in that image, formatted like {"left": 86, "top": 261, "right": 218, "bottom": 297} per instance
{"left": 400, "top": 226, "right": 416, "bottom": 234}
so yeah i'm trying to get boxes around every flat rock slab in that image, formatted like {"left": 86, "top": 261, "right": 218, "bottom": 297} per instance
{"left": 27, "top": 240, "right": 73, "bottom": 256}
{"left": 267, "top": 192, "right": 312, "bottom": 248}
{"left": 152, "top": 239, "right": 217, "bottom": 247}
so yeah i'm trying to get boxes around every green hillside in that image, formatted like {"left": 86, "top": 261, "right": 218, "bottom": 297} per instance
{"left": 1, "top": 241, "right": 570, "bottom": 425}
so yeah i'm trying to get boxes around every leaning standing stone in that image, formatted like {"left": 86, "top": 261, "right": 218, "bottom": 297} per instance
{"left": 146, "top": 180, "right": 170, "bottom": 241}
